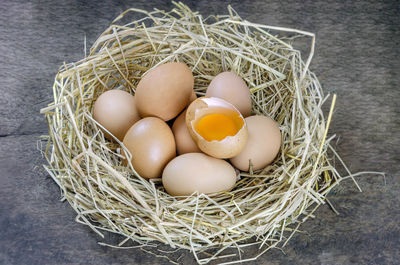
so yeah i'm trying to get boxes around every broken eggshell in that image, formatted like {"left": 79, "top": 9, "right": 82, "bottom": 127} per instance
{"left": 185, "top": 97, "right": 248, "bottom": 159}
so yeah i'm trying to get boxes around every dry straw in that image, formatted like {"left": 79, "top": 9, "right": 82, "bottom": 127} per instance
{"left": 40, "top": 2, "right": 358, "bottom": 264}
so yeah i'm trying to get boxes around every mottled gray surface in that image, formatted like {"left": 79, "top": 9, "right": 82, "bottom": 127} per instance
{"left": 0, "top": 0, "right": 399, "bottom": 264}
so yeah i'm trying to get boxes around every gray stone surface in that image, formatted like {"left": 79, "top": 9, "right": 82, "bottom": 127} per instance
{"left": 0, "top": 0, "right": 399, "bottom": 264}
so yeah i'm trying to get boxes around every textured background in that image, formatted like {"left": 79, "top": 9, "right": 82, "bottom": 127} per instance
{"left": 1, "top": 0, "right": 399, "bottom": 264}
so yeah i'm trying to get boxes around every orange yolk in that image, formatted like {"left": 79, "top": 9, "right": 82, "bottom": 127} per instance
{"left": 195, "top": 113, "right": 242, "bottom": 141}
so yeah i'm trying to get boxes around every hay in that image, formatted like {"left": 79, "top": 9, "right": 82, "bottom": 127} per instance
{"left": 40, "top": 2, "right": 355, "bottom": 264}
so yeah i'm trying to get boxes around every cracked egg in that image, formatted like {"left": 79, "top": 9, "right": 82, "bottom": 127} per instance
{"left": 185, "top": 97, "right": 248, "bottom": 159}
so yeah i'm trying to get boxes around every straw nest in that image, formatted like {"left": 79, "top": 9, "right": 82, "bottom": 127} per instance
{"left": 40, "top": 2, "right": 354, "bottom": 264}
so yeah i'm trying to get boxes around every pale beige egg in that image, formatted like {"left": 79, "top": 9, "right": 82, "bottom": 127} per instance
{"left": 206, "top": 71, "right": 252, "bottom": 117}
{"left": 92, "top": 90, "right": 140, "bottom": 141}
{"left": 123, "top": 117, "right": 176, "bottom": 179}
{"left": 230, "top": 115, "right": 281, "bottom": 171}
{"left": 189, "top": 89, "right": 197, "bottom": 103}
{"left": 162, "top": 153, "right": 237, "bottom": 196}
{"left": 185, "top": 97, "right": 248, "bottom": 159}
{"left": 135, "top": 62, "right": 194, "bottom": 121}
{"left": 172, "top": 110, "right": 201, "bottom": 155}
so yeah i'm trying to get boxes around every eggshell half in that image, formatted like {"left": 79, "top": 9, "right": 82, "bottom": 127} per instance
{"left": 162, "top": 153, "right": 237, "bottom": 196}
{"left": 123, "top": 117, "right": 176, "bottom": 179}
{"left": 185, "top": 97, "right": 248, "bottom": 159}
{"left": 230, "top": 115, "right": 281, "bottom": 171}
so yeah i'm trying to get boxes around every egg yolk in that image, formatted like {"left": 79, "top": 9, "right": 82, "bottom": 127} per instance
{"left": 195, "top": 113, "right": 243, "bottom": 141}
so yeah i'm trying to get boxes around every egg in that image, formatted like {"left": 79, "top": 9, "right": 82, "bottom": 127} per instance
{"left": 206, "top": 71, "right": 252, "bottom": 117}
{"left": 186, "top": 97, "right": 248, "bottom": 159}
{"left": 123, "top": 117, "right": 176, "bottom": 179}
{"left": 162, "top": 153, "right": 237, "bottom": 196}
{"left": 190, "top": 89, "right": 197, "bottom": 103}
{"left": 230, "top": 115, "right": 281, "bottom": 171}
{"left": 172, "top": 110, "right": 201, "bottom": 155}
{"left": 135, "top": 62, "right": 194, "bottom": 121}
{"left": 92, "top": 90, "right": 140, "bottom": 141}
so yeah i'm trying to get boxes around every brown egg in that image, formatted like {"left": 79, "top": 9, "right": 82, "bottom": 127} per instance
{"left": 135, "top": 62, "right": 194, "bottom": 121}
{"left": 123, "top": 117, "right": 176, "bottom": 179}
{"left": 206, "top": 72, "right": 252, "bottom": 117}
{"left": 230, "top": 115, "right": 281, "bottom": 171}
{"left": 189, "top": 90, "right": 197, "bottom": 103}
{"left": 92, "top": 90, "right": 140, "bottom": 141}
{"left": 172, "top": 110, "right": 201, "bottom": 155}
{"left": 162, "top": 153, "right": 237, "bottom": 196}
{"left": 186, "top": 97, "right": 248, "bottom": 159}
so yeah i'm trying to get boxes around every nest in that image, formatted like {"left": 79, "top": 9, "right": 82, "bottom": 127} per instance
{"left": 40, "top": 2, "right": 353, "bottom": 264}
